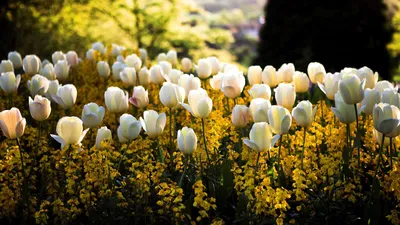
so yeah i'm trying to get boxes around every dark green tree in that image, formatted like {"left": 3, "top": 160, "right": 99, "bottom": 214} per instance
{"left": 255, "top": 0, "right": 395, "bottom": 80}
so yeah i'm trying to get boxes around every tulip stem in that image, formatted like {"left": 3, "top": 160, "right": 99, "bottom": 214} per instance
{"left": 178, "top": 155, "right": 189, "bottom": 187}
{"left": 390, "top": 137, "right": 393, "bottom": 169}
{"left": 16, "top": 138, "right": 30, "bottom": 220}
{"left": 8, "top": 94, "right": 13, "bottom": 109}
{"left": 201, "top": 118, "right": 212, "bottom": 166}
{"left": 354, "top": 104, "right": 361, "bottom": 168}
{"left": 286, "top": 133, "right": 291, "bottom": 155}
{"left": 277, "top": 136, "right": 283, "bottom": 186}
{"left": 157, "top": 138, "right": 164, "bottom": 163}
{"left": 35, "top": 121, "right": 42, "bottom": 162}
{"left": 254, "top": 152, "right": 261, "bottom": 181}
{"left": 301, "top": 128, "right": 307, "bottom": 170}
{"left": 169, "top": 108, "right": 173, "bottom": 157}
{"left": 320, "top": 100, "right": 324, "bottom": 125}
{"left": 368, "top": 133, "right": 385, "bottom": 211}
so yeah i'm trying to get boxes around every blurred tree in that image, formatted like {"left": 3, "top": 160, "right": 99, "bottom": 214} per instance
{"left": 255, "top": 0, "right": 395, "bottom": 80}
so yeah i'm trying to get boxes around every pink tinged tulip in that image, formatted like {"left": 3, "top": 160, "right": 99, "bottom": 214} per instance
{"left": 50, "top": 116, "right": 89, "bottom": 149}
{"left": 29, "top": 95, "right": 51, "bottom": 121}
{"left": 0, "top": 108, "right": 26, "bottom": 139}
{"left": 66, "top": 51, "right": 79, "bottom": 66}
{"left": 231, "top": 105, "right": 250, "bottom": 128}
{"left": 243, "top": 122, "right": 280, "bottom": 152}
{"left": 181, "top": 88, "right": 213, "bottom": 118}
{"left": 0, "top": 72, "right": 21, "bottom": 94}
{"left": 129, "top": 86, "right": 149, "bottom": 109}
{"left": 140, "top": 110, "right": 167, "bottom": 138}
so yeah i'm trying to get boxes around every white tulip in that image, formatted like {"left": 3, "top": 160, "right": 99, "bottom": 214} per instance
{"left": 104, "top": 87, "right": 129, "bottom": 113}
{"left": 140, "top": 110, "right": 167, "bottom": 138}
{"left": 181, "top": 58, "right": 192, "bottom": 73}
{"left": 50, "top": 116, "right": 89, "bottom": 149}
{"left": 361, "top": 88, "right": 380, "bottom": 115}
{"left": 220, "top": 70, "right": 246, "bottom": 99}
{"left": 52, "top": 51, "right": 66, "bottom": 64}
{"left": 138, "top": 67, "right": 151, "bottom": 88}
{"left": 0, "top": 72, "right": 21, "bottom": 94}
{"left": 125, "top": 54, "right": 142, "bottom": 71}
{"left": 92, "top": 42, "right": 105, "bottom": 54}
{"left": 150, "top": 65, "right": 166, "bottom": 85}
{"left": 117, "top": 114, "right": 142, "bottom": 143}
{"left": 81, "top": 102, "right": 105, "bottom": 128}
{"left": 166, "top": 50, "right": 178, "bottom": 67}
{"left": 277, "top": 63, "right": 295, "bottom": 83}
{"left": 27, "top": 74, "right": 49, "bottom": 97}
{"left": 97, "top": 61, "right": 111, "bottom": 78}
{"left": 196, "top": 59, "right": 212, "bottom": 79}
{"left": 274, "top": 83, "right": 296, "bottom": 110}
{"left": 159, "top": 82, "right": 186, "bottom": 108}
{"left": 29, "top": 95, "right": 51, "bottom": 121}
{"left": 120, "top": 67, "right": 137, "bottom": 86}
{"left": 181, "top": 88, "right": 213, "bottom": 118}
{"left": 23, "top": 55, "right": 41, "bottom": 76}
{"left": 207, "top": 57, "right": 220, "bottom": 75}
{"left": 112, "top": 62, "right": 127, "bottom": 81}
{"left": 381, "top": 89, "right": 400, "bottom": 108}
{"left": 96, "top": 126, "right": 112, "bottom": 149}
{"left": 177, "top": 127, "right": 197, "bottom": 154}
{"left": 54, "top": 60, "right": 70, "bottom": 82}
{"left": 268, "top": 105, "right": 292, "bottom": 134}
{"left": 66, "top": 51, "right": 79, "bottom": 66}
{"left": 40, "top": 63, "right": 56, "bottom": 80}
{"left": 318, "top": 72, "right": 341, "bottom": 100}
{"left": 357, "top": 66, "right": 378, "bottom": 89}
{"left": 52, "top": 84, "right": 77, "bottom": 110}
{"left": 292, "top": 100, "right": 317, "bottom": 128}
{"left": 249, "top": 98, "right": 272, "bottom": 122}
{"left": 178, "top": 74, "right": 201, "bottom": 98}
{"left": 262, "top": 65, "right": 278, "bottom": 88}
{"left": 8, "top": 51, "right": 22, "bottom": 69}
{"left": 243, "top": 122, "right": 280, "bottom": 152}
{"left": 293, "top": 71, "right": 310, "bottom": 93}
{"left": 0, "top": 60, "right": 14, "bottom": 73}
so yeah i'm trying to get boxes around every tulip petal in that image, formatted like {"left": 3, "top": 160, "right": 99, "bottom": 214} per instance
{"left": 271, "top": 134, "right": 281, "bottom": 147}
{"left": 181, "top": 103, "right": 195, "bottom": 117}
{"left": 15, "top": 118, "right": 26, "bottom": 138}
{"left": 50, "top": 134, "right": 66, "bottom": 149}
{"left": 0, "top": 119, "right": 11, "bottom": 139}
{"left": 78, "top": 128, "right": 90, "bottom": 144}
{"left": 317, "top": 82, "right": 326, "bottom": 95}
{"left": 139, "top": 117, "right": 147, "bottom": 132}
{"left": 243, "top": 139, "right": 260, "bottom": 152}
{"left": 379, "top": 119, "right": 400, "bottom": 135}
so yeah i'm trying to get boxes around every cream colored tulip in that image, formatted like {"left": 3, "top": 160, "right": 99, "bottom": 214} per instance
{"left": 374, "top": 80, "right": 396, "bottom": 93}
{"left": 52, "top": 51, "right": 66, "bottom": 64}
{"left": 293, "top": 71, "right": 310, "bottom": 93}
{"left": 307, "top": 62, "right": 326, "bottom": 84}
{"left": 50, "top": 116, "right": 89, "bottom": 149}
{"left": 0, "top": 60, "right": 14, "bottom": 73}
{"left": 66, "top": 51, "right": 79, "bottom": 66}
{"left": 317, "top": 72, "right": 341, "bottom": 100}
{"left": 277, "top": 63, "right": 295, "bottom": 83}
{"left": 231, "top": 105, "right": 250, "bottom": 128}
{"left": 8, "top": 51, "right": 22, "bottom": 69}
{"left": 373, "top": 103, "right": 400, "bottom": 135}
{"left": 29, "top": 95, "right": 51, "bottom": 121}
{"left": 104, "top": 86, "right": 129, "bottom": 113}
{"left": 196, "top": 59, "right": 212, "bottom": 79}
{"left": 381, "top": 89, "right": 400, "bottom": 108}
{"left": 117, "top": 114, "right": 142, "bottom": 143}
{"left": 159, "top": 82, "right": 185, "bottom": 108}
{"left": 23, "top": 55, "right": 41, "bottom": 76}
{"left": 97, "top": 61, "right": 111, "bottom": 78}
{"left": 129, "top": 86, "right": 149, "bottom": 109}
{"left": 181, "top": 88, "right": 213, "bottom": 118}
{"left": 181, "top": 58, "right": 193, "bottom": 73}
{"left": 249, "top": 98, "right": 271, "bottom": 123}
{"left": 274, "top": 83, "right": 296, "bottom": 110}
{"left": 166, "top": 50, "right": 178, "bottom": 67}
{"left": 125, "top": 54, "right": 142, "bottom": 71}
{"left": 157, "top": 53, "right": 167, "bottom": 62}
{"left": 167, "top": 69, "right": 183, "bottom": 84}
{"left": 54, "top": 60, "right": 70, "bottom": 82}
{"left": 361, "top": 88, "right": 380, "bottom": 115}
{"left": 243, "top": 122, "right": 280, "bottom": 152}
{"left": 247, "top": 65, "right": 262, "bottom": 86}
{"left": 220, "top": 70, "right": 246, "bottom": 99}
{"left": 292, "top": 100, "right": 317, "bottom": 128}
{"left": 0, "top": 72, "right": 21, "bottom": 94}
{"left": 0, "top": 107, "right": 26, "bottom": 139}
{"left": 177, "top": 127, "right": 197, "bottom": 154}
{"left": 112, "top": 62, "right": 127, "bottom": 81}
{"left": 160, "top": 61, "right": 172, "bottom": 76}
{"left": 262, "top": 65, "right": 278, "bottom": 88}
{"left": 81, "top": 102, "right": 105, "bottom": 128}
{"left": 140, "top": 110, "right": 167, "bottom": 138}
{"left": 52, "top": 84, "right": 77, "bottom": 110}
{"left": 27, "top": 74, "right": 49, "bottom": 97}
{"left": 178, "top": 74, "right": 201, "bottom": 98}
{"left": 209, "top": 73, "right": 223, "bottom": 90}
{"left": 138, "top": 67, "right": 151, "bottom": 88}
{"left": 248, "top": 84, "right": 271, "bottom": 100}
{"left": 150, "top": 65, "right": 166, "bottom": 85}
{"left": 95, "top": 126, "right": 112, "bottom": 149}
{"left": 120, "top": 67, "right": 137, "bottom": 86}
{"left": 357, "top": 66, "right": 378, "bottom": 89}
{"left": 338, "top": 73, "right": 365, "bottom": 104}
{"left": 268, "top": 105, "right": 292, "bottom": 134}
{"left": 207, "top": 57, "right": 220, "bottom": 75}
{"left": 331, "top": 92, "right": 359, "bottom": 124}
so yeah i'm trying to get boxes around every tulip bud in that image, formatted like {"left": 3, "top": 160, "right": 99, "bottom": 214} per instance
{"left": 138, "top": 67, "right": 151, "bottom": 88}
{"left": 157, "top": 53, "right": 167, "bottom": 62}
{"left": 52, "top": 84, "right": 77, "bottom": 110}
{"left": 277, "top": 63, "right": 295, "bottom": 83}
{"left": 40, "top": 63, "right": 56, "bottom": 80}
{"left": 331, "top": 92, "right": 359, "bottom": 124}
{"left": 8, "top": 51, "right": 22, "bottom": 69}
{"left": 177, "top": 127, "right": 197, "bottom": 154}
{"left": 247, "top": 65, "right": 262, "bottom": 86}
{"left": 307, "top": 62, "right": 326, "bottom": 84}
{"left": 27, "top": 74, "right": 49, "bottom": 97}
{"left": 52, "top": 51, "right": 66, "bottom": 64}
{"left": 50, "top": 116, "right": 89, "bottom": 149}
{"left": 116, "top": 55, "right": 125, "bottom": 63}
{"left": 0, "top": 60, "right": 14, "bottom": 73}
{"left": 196, "top": 59, "right": 212, "bottom": 79}
{"left": 181, "top": 88, "right": 213, "bottom": 118}
{"left": 86, "top": 49, "right": 97, "bottom": 61}
{"left": 0, "top": 107, "right": 26, "bottom": 139}
{"left": 357, "top": 66, "right": 378, "bottom": 89}
{"left": 223, "top": 64, "right": 239, "bottom": 73}
{"left": 268, "top": 105, "right": 292, "bottom": 134}
{"left": 0, "top": 72, "right": 21, "bottom": 94}
{"left": 160, "top": 61, "right": 172, "bottom": 76}
{"left": 243, "top": 122, "right": 280, "bottom": 152}
{"left": 262, "top": 65, "right": 278, "bottom": 88}
{"left": 167, "top": 69, "right": 183, "bottom": 84}
{"left": 373, "top": 103, "right": 400, "bottom": 135}
{"left": 96, "top": 126, "right": 112, "bottom": 149}
{"left": 112, "top": 61, "right": 127, "bottom": 81}
{"left": 42, "top": 60, "right": 51, "bottom": 68}
{"left": 129, "top": 86, "right": 149, "bottom": 109}
{"left": 29, "top": 95, "right": 51, "bottom": 121}
{"left": 181, "top": 58, "right": 192, "bottom": 73}
{"left": 81, "top": 103, "right": 105, "bottom": 128}
{"left": 117, "top": 114, "right": 142, "bottom": 143}
{"left": 220, "top": 70, "right": 246, "bottom": 99}
{"left": 139, "top": 48, "right": 147, "bottom": 64}
{"left": 111, "top": 44, "right": 122, "bottom": 57}
{"left": 120, "top": 67, "right": 137, "bottom": 86}
{"left": 45, "top": 80, "right": 60, "bottom": 103}
{"left": 249, "top": 98, "right": 271, "bottom": 123}
{"left": 150, "top": 65, "right": 166, "bottom": 85}
{"left": 338, "top": 74, "right": 365, "bottom": 104}
{"left": 318, "top": 72, "right": 341, "bottom": 100}
{"left": 374, "top": 80, "right": 396, "bottom": 93}
{"left": 231, "top": 105, "right": 250, "bottom": 128}
{"left": 104, "top": 87, "right": 129, "bottom": 113}
{"left": 125, "top": 54, "right": 142, "bottom": 71}
{"left": 66, "top": 51, "right": 79, "bottom": 66}
{"left": 54, "top": 60, "right": 70, "bottom": 82}
{"left": 97, "top": 61, "right": 111, "bottom": 78}
{"left": 159, "top": 82, "right": 185, "bottom": 108}
{"left": 207, "top": 57, "right": 220, "bottom": 75}
{"left": 274, "top": 83, "right": 296, "bottom": 110}
{"left": 166, "top": 50, "right": 178, "bottom": 67}
{"left": 140, "top": 110, "right": 166, "bottom": 138}
{"left": 293, "top": 71, "right": 310, "bottom": 93}
{"left": 178, "top": 74, "right": 201, "bottom": 98}
{"left": 381, "top": 89, "right": 400, "bottom": 108}
{"left": 23, "top": 55, "right": 41, "bottom": 76}
{"left": 361, "top": 88, "right": 380, "bottom": 115}
{"left": 340, "top": 67, "right": 357, "bottom": 77}
{"left": 92, "top": 42, "right": 105, "bottom": 54}
{"left": 292, "top": 100, "right": 317, "bottom": 128}
{"left": 209, "top": 73, "right": 223, "bottom": 90}
{"left": 373, "top": 129, "right": 391, "bottom": 146}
